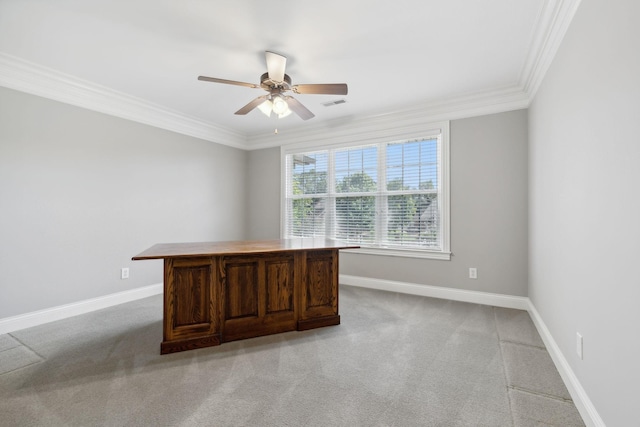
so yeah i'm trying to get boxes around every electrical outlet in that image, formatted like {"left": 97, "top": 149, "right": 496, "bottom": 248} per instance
{"left": 121, "top": 267, "right": 130, "bottom": 280}
{"left": 576, "top": 332, "right": 583, "bottom": 359}
{"left": 469, "top": 268, "right": 477, "bottom": 279}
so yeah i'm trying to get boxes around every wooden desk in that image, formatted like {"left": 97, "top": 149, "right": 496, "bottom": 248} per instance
{"left": 132, "top": 239, "right": 358, "bottom": 354}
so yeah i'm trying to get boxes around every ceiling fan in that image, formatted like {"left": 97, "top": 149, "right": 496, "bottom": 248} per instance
{"left": 198, "top": 51, "right": 348, "bottom": 121}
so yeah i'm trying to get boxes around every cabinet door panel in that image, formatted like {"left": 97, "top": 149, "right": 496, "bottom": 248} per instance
{"left": 174, "top": 265, "right": 210, "bottom": 327}
{"left": 164, "top": 257, "right": 216, "bottom": 342}
{"left": 225, "top": 261, "right": 259, "bottom": 320}
{"left": 266, "top": 258, "right": 295, "bottom": 314}
{"left": 221, "top": 254, "right": 297, "bottom": 342}
{"left": 306, "top": 256, "right": 333, "bottom": 308}
{"left": 300, "top": 250, "right": 339, "bottom": 320}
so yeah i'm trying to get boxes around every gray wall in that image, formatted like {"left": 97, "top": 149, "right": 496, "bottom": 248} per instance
{"left": 528, "top": 0, "right": 640, "bottom": 425}
{"left": 247, "top": 110, "right": 529, "bottom": 297}
{"left": 0, "top": 87, "right": 247, "bottom": 318}
{"left": 246, "top": 147, "right": 281, "bottom": 240}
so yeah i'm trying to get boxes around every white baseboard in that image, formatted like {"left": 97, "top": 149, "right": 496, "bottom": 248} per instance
{"left": 339, "top": 274, "right": 603, "bottom": 427}
{"left": 340, "top": 274, "right": 529, "bottom": 310}
{"left": 527, "top": 302, "right": 605, "bottom": 427}
{"left": 0, "top": 283, "right": 163, "bottom": 335}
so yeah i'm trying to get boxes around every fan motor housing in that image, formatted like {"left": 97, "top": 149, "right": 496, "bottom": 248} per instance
{"left": 260, "top": 72, "right": 292, "bottom": 90}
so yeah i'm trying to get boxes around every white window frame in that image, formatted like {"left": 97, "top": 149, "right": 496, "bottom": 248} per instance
{"left": 280, "top": 121, "right": 450, "bottom": 260}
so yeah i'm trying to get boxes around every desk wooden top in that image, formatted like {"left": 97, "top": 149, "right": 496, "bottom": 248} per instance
{"left": 132, "top": 238, "right": 359, "bottom": 260}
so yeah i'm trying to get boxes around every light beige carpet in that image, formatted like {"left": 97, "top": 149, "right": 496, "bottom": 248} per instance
{"left": 0, "top": 285, "right": 585, "bottom": 426}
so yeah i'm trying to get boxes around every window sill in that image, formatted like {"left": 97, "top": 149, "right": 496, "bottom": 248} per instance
{"left": 341, "top": 246, "right": 451, "bottom": 260}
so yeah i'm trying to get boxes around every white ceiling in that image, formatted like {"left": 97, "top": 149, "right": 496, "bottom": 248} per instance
{"left": 0, "top": 0, "right": 571, "bottom": 148}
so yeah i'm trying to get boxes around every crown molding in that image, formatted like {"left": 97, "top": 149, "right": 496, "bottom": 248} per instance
{"left": 0, "top": 51, "right": 529, "bottom": 151}
{"left": 1, "top": 0, "right": 581, "bottom": 153}
{"left": 0, "top": 52, "right": 247, "bottom": 149}
{"left": 246, "top": 85, "right": 529, "bottom": 150}
{"left": 519, "top": 0, "right": 583, "bottom": 100}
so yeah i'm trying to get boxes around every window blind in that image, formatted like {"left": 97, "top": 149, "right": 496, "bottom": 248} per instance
{"left": 286, "top": 151, "right": 328, "bottom": 238}
{"left": 284, "top": 134, "right": 445, "bottom": 253}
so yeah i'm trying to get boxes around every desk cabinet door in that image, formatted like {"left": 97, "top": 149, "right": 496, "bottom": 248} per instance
{"left": 300, "top": 250, "right": 339, "bottom": 320}
{"left": 164, "top": 257, "right": 217, "bottom": 342}
{"left": 221, "top": 254, "right": 297, "bottom": 342}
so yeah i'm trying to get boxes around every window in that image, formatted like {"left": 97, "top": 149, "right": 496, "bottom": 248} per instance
{"left": 282, "top": 123, "right": 450, "bottom": 259}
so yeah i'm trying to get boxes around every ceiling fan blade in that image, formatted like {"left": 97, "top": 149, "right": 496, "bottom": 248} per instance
{"left": 286, "top": 96, "right": 315, "bottom": 120}
{"left": 198, "top": 76, "right": 259, "bottom": 89}
{"left": 291, "top": 83, "right": 348, "bottom": 95}
{"left": 235, "top": 95, "right": 269, "bottom": 115}
{"left": 265, "top": 51, "right": 287, "bottom": 83}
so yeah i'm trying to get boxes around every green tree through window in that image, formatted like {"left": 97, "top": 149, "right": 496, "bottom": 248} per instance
{"left": 335, "top": 172, "right": 376, "bottom": 243}
{"left": 290, "top": 157, "right": 328, "bottom": 237}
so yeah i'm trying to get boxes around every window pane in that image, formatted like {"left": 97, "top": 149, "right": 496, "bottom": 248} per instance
{"left": 290, "top": 198, "right": 326, "bottom": 237}
{"left": 292, "top": 153, "right": 328, "bottom": 195}
{"left": 335, "top": 146, "right": 377, "bottom": 193}
{"left": 335, "top": 196, "right": 376, "bottom": 244}
{"left": 284, "top": 128, "right": 447, "bottom": 255}
{"left": 386, "top": 139, "right": 438, "bottom": 191}
{"left": 385, "top": 194, "right": 440, "bottom": 248}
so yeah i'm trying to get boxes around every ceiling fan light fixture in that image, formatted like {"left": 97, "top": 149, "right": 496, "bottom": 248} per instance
{"left": 258, "top": 96, "right": 291, "bottom": 118}
{"left": 272, "top": 95, "right": 289, "bottom": 115}
{"left": 258, "top": 99, "right": 273, "bottom": 117}
{"left": 277, "top": 108, "right": 292, "bottom": 119}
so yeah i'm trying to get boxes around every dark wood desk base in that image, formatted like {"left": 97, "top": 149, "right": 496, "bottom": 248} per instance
{"left": 133, "top": 240, "right": 356, "bottom": 354}
{"left": 161, "top": 335, "right": 221, "bottom": 355}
